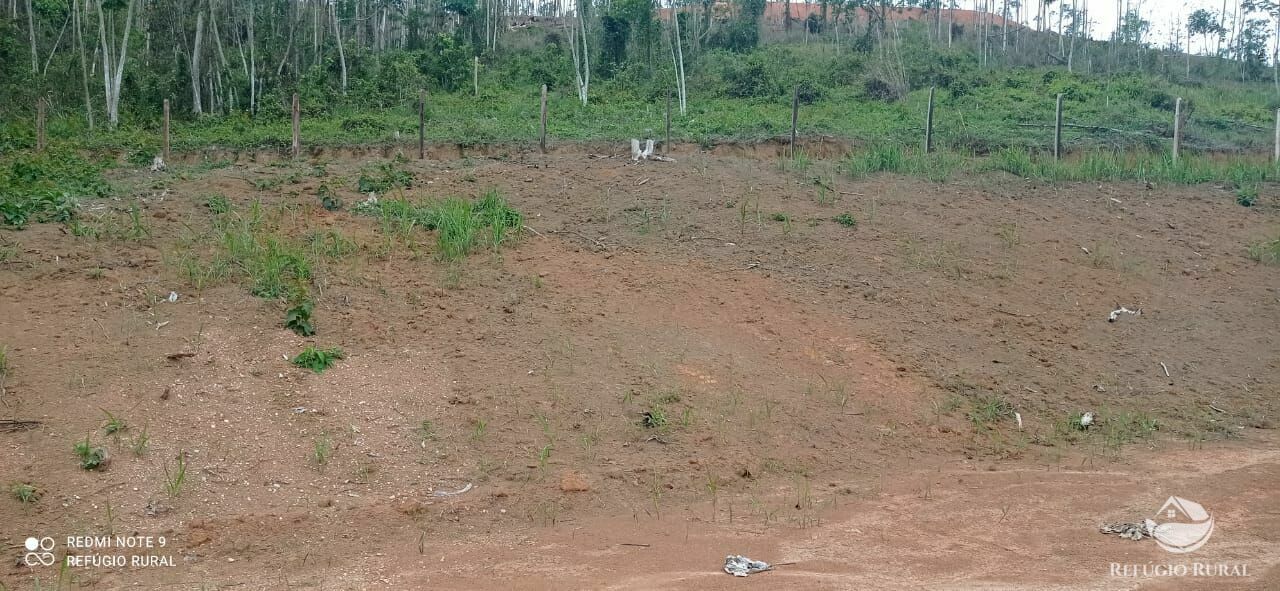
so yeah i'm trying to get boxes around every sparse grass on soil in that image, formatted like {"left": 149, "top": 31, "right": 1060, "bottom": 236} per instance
{"left": 292, "top": 346, "right": 344, "bottom": 373}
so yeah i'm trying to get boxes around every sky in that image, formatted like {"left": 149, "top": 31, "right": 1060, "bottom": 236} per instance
{"left": 1018, "top": 0, "right": 1252, "bottom": 53}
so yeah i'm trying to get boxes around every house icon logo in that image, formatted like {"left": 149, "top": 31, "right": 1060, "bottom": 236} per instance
{"left": 1152, "top": 496, "right": 1215, "bottom": 553}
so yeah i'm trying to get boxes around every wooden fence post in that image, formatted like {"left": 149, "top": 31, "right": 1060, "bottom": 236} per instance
{"left": 473, "top": 57, "right": 479, "bottom": 98}
{"left": 36, "top": 99, "right": 46, "bottom": 152}
{"left": 162, "top": 99, "right": 170, "bottom": 159}
{"left": 1053, "top": 93, "right": 1063, "bottom": 161}
{"left": 1172, "top": 97, "right": 1182, "bottom": 164}
{"left": 540, "top": 84, "right": 548, "bottom": 153}
{"left": 924, "top": 86, "right": 936, "bottom": 154}
{"left": 665, "top": 88, "right": 672, "bottom": 156}
{"left": 291, "top": 93, "right": 300, "bottom": 158}
{"left": 790, "top": 85, "right": 799, "bottom": 159}
{"left": 418, "top": 90, "right": 426, "bottom": 160}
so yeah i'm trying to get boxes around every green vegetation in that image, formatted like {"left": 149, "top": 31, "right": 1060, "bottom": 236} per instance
{"left": 213, "top": 201, "right": 312, "bottom": 298}
{"left": 163, "top": 454, "right": 187, "bottom": 497}
{"left": 101, "top": 410, "right": 127, "bottom": 437}
{"left": 317, "top": 184, "right": 343, "bottom": 211}
{"left": 833, "top": 213, "right": 857, "bottom": 228}
{"left": 11, "top": 483, "right": 38, "bottom": 504}
{"left": 417, "top": 419, "right": 436, "bottom": 441}
{"left": 0, "top": 150, "right": 107, "bottom": 228}
{"left": 357, "top": 161, "right": 414, "bottom": 194}
{"left": 1248, "top": 236, "right": 1280, "bottom": 265}
{"left": 73, "top": 436, "right": 107, "bottom": 470}
{"left": 967, "top": 394, "right": 1015, "bottom": 426}
{"left": 355, "top": 189, "right": 523, "bottom": 261}
{"left": 284, "top": 301, "right": 316, "bottom": 337}
{"left": 313, "top": 436, "right": 334, "bottom": 466}
{"left": 292, "top": 346, "right": 344, "bottom": 373}
{"left": 204, "top": 194, "right": 232, "bottom": 214}
{"left": 642, "top": 407, "right": 669, "bottom": 430}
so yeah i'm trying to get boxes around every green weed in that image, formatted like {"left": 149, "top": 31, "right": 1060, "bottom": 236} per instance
{"left": 967, "top": 395, "right": 1014, "bottom": 426}
{"left": 12, "top": 483, "right": 38, "bottom": 504}
{"left": 833, "top": 212, "right": 857, "bottom": 227}
{"left": 101, "top": 410, "right": 127, "bottom": 437}
{"left": 163, "top": 453, "right": 187, "bottom": 497}
{"left": 292, "top": 346, "right": 344, "bottom": 373}
{"left": 1247, "top": 236, "right": 1280, "bottom": 265}
{"left": 204, "top": 194, "right": 231, "bottom": 214}
{"left": 284, "top": 301, "right": 316, "bottom": 337}
{"left": 73, "top": 436, "right": 107, "bottom": 470}
{"left": 312, "top": 436, "right": 333, "bottom": 466}
{"left": 357, "top": 161, "right": 413, "bottom": 193}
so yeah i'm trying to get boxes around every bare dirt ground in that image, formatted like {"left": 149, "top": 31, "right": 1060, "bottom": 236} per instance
{"left": 1, "top": 146, "right": 1277, "bottom": 590}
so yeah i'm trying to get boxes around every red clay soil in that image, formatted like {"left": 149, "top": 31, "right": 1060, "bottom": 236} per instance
{"left": 1, "top": 148, "right": 1276, "bottom": 589}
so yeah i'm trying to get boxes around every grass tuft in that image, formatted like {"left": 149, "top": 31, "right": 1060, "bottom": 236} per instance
{"left": 292, "top": 346, "right": 344, "bottom": 373}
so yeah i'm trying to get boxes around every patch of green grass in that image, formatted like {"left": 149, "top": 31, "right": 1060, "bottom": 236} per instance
{"left": 843, "top": 144, "right": 960, "bottom": 182}
{"left": 417, "top": 419, "right": 436, "bottom": 441}
{"left": 101, "top": 410, "right": 127, "bottom": 437}
{"left": 642, "top": 407, "right": 669, "bottom": 430}
{"left": 73, "top": 436, "right": 107, "bottom": 470}
{"left": 305, "top": 230, "right": 359, "bottom": 260}
{"left": 204, "top": 193, "right": 232, "bottom": 214}
{"left": 312, "top": 436, "right": 333, "bottom": 466}
{"left": 0, "top": 149, "right": 107, "bottom": 228}
{"left": 833, "top": 212, "right": 857, "bottom": 227}
{"left": 967, "top": 395, "right": 1014, "bottom": 426}
{"left": 770, "top": 212, "right": 791, "bottom": 222}
{"left": 292, "top": 346, "right": 344, "bottom": 373}
{"left": 284, "top": 300, "right": 316, "bottom": 337}
{"left": 129, "top": 425, "right": 150, "bottom": 456}
{"left": 1236, "top": 185, "right": 1258, "bottom": 207}
{"left": 163, "top": 453, "right": 187, "bottom": 497}
{"left": 1248, "top": 236, "right": 1280, "bottom": 265}
{"left": 354, "top": 189, "right": 522, "bottom": 261}
{"left": 214, "top": 202, "right": 313, "bottom": 298}
{"left": 357, "top": 161, "right": 413, "bottom": 193}
{"left": 0, "top": 345, "right": 8, "bottom": 380}
{"left": 317, "top": 183, "right": 343, "bottom": 211}
{"left": 471, "top": 418, "right": 488, "bottom": 440}
{"left": 536, "top": 443, "right": 553, "bottom": 475}
{"left": 12, "top": 483, "right": 38, "bottom": 504}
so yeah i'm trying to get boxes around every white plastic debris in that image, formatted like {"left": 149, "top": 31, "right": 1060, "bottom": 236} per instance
{"left": 724, "top": 555, "right": 772, "bottom": 577}
{"left": 150, "top": 156, "right": 166, "bottom": 172}
{"left": 629, "top": 138, "right": 676, "bottom": 163}
{"left": 1079, "top": 412, "right": 1095, "bottom": 428}
{"left": 1014, "top": 412, "right": 1023, "bottom": 430}
{"left": 432, "top": 482, "right": 473, "bottom": 497}
{"left": 167, "top": 291, "right": 179, "bottom": 303}
{"left": 1107, "top": 307, "right": 1140, "bottom": 322}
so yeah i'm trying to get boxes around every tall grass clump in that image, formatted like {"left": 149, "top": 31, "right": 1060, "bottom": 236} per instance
{"left": 843, "top": 144, "right": 960, "bottom": 181}
{"left": 210, "top": 201, "right": 312, "bottom": 299}
{"left": 356, "top": 189, "right": 522, "bottom": 261}
{"left": 1248, "top": 236, "right": 1280, "bottom": 265}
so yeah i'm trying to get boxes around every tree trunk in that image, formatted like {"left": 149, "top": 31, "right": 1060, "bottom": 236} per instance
{"left": 76, "top": 0, "right": 94, "bottom": 129}
{"left": 332, "top": 1, "right": 347, "bottom": 94}
{"left": 248, "top": 0, "right": 256, "bottom": 112}
{"left": 97, "top": 0, "right": 136, "bottom": 128}
{"left": 27, "top": 0, "right": 38, "bottom": 73}
{"left": 672, "top": 6, "right": 686, "bottom": 115}
{"left": 190, "top": 10, "right": 205, "bottom": 115}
